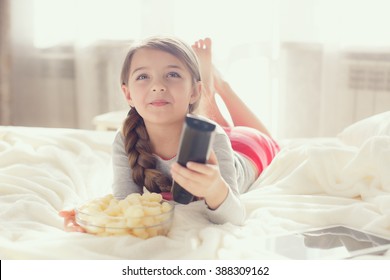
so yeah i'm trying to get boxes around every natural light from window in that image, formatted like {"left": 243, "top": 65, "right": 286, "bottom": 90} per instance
{"left": 33, "top": 0, "right": 141, "bottom": 48}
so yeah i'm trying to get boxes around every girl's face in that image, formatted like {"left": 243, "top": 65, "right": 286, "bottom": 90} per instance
{"left": 122, "top": 48, "right": 200, "bottom": 126}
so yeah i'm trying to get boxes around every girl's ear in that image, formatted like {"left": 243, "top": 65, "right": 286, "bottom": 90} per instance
{"left": 189, "top": 81, "right": 202, "bottom": 104}
{"left": 121, "top": 85, "right": 134, "bottom": 107}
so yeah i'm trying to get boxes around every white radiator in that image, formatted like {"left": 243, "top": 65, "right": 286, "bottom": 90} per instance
{"left": 344, "top": 51, "right": 390, "bottom": 122}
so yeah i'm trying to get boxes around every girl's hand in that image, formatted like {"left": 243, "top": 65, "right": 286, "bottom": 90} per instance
{"left": 58, "top": 209, "right": 86, "bottom": 233}
{"left": 171, "top": 150, "right": 229, "bottom": 209}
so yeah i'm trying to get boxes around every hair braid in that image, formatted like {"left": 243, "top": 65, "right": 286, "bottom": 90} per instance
{"left": 122, "top": 108, "right": 172, "bottom": 193}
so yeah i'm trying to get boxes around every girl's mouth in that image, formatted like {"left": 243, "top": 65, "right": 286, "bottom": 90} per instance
{"left": 150, "top": 100, "right": 169, "bottom": 106}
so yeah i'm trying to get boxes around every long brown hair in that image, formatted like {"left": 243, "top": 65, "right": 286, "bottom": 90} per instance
{"left": 120, "top": 36, "right": 202, "bottom": 193}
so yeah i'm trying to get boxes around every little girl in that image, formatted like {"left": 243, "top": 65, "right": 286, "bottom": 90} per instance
{"left": 60, "top": 36, "right": 279, "bottom": 230}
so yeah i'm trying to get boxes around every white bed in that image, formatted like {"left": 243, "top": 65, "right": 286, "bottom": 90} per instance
{"left": 1, "top": 112, "right": 390, "bottom": 260}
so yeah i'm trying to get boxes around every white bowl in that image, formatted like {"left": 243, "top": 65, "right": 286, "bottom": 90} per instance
{"left": 75, "top": 194, "right": 174, "bottom": 239}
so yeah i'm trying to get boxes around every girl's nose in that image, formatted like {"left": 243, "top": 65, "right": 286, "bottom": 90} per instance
{"left": 152, "top": 87, "right": 165, "bottom": 92}
{"left": 151, "top": 82, "right": 166, "bottom": 92}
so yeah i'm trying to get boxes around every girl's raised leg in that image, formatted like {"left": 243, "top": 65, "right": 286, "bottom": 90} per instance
{"left": 192, "top": 38, "right": 271, "bottom": 137}
{"left": 192, "top": 38, "right": 230, "bottom": 127}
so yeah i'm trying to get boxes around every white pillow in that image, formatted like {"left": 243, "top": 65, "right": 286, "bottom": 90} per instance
{"left": 338, "top": 111, "right": 390, "bottom": 147}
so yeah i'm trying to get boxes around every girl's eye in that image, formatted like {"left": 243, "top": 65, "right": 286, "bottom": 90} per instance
{"left": 167, "top": 72, "right": 181, "bottom": 78}
{"left": 136, "top": 74, "right": 148, "bottom": 80}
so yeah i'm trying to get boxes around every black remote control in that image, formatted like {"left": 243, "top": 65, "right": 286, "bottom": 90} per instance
{"left": 171, "top": 114, "right": 216, "bottom": 204}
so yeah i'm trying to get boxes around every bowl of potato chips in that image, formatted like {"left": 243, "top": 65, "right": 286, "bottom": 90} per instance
{"left": 75, "top": 192, "right": 174, "bottom": 239}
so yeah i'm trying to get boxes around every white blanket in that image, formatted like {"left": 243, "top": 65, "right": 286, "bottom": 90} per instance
{"left": 1, "top": 124, "right": 389, "bottom": 260}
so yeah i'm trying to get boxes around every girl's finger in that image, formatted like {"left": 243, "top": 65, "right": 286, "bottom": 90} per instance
{"left": 59, "top": 209, "right": 75, "bottom": 217}
{"left": 173, "top": 162, "right": 209, "bottom": 182}
{"left": 64, "top": 218, "right": 85, "bottom": 233}
{"left": 186, "top": 150, "right": 219, "bottom": 175}
{"left": 207, "top": 150, "right": 218, "bottom": 165}
{"left": 172, "top": 164, "right": 205, "bottom": 188}
{"left": 186, "top": 161, "right": 216, "bottom": 176}
{"left": 171, "top": 169, "right": 193, "bottom": 190}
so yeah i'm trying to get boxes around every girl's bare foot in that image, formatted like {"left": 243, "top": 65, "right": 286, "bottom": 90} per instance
{"left": 192, "top": 38, "right": 230, "bottom": 99}
{"left": 192, "top": 37, "right": 231, "bottom": 127}
{"left": 192, "top": 38, "right": 214, "bottom": 97}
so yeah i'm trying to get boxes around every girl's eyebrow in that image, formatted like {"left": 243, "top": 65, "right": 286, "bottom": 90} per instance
{"left": 131, "top": 66, "right": 147, "bottom": 77}
{"left": 166, "top": 65, "right": 183, "bottom": 70}
{"left": 131, "top": 65, "right": 184, "bottom": 77}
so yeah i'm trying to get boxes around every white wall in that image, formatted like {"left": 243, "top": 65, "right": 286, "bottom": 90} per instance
{"left": 6, "top": 0, "right": 390, "bottom": 136}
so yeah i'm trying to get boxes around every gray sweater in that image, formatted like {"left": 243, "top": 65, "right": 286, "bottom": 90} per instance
{"left": 111, "top": 122, "right": 256, "bottom": 225}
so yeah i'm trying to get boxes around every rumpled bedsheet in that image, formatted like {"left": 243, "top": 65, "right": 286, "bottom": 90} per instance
{"left": 0, "top": 126, "right": 389, "bottom": 259}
